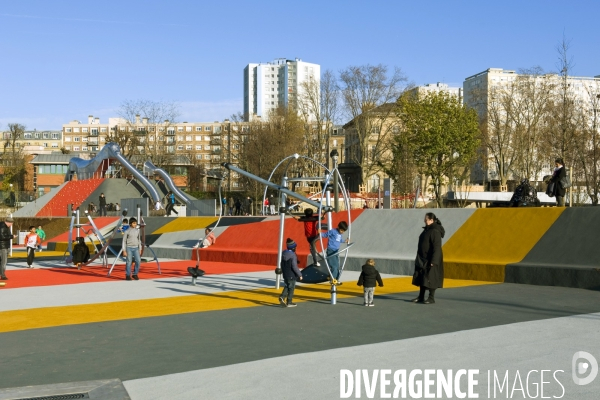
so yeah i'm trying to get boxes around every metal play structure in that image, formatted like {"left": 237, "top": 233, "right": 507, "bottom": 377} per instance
{"left": 221, "top": 154, "right": 353, "bottom": 305}
{"left": 64, "top": 206, "right": 161, "bottom": 277}
{"left": 65, "top": 142, "right": 162, "bottom": 210}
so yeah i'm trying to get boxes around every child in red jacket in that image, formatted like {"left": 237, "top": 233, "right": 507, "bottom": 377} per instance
{"left": 25, "top": 226, "right": 41, "bottom": 269}
{"left": 295, "top": 208, "right": 323, "bottom": 266}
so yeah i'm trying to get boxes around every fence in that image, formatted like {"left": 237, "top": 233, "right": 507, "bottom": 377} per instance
{"left": 187, "top": 199, "right": 217, "bottom": 216}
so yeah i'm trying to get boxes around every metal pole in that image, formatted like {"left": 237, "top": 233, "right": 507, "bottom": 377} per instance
{"left": 331, "top": 284, "right": 337, "bottom": 305}
{"left": 275, "top": 175, "right": 288, "bottom": 290}
{"left": 9, "top": 213, "right": 13, "bottom": 257}
{"left": 326, "top": 190, "right": 332, "bottom": 232}
{"left": 222, "top": 163, "right": 332, "bottom": 212}
{"left": 76, "top": 209, "right": 80, "bottom": 239}
{"left": 333, "top": 162, "right": 339, "bottom": 212}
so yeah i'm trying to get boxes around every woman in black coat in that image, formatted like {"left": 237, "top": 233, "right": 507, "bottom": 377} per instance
{"left": 549, "top": 158, "right": 566, "bottom": 207}
{"left": 412, "top": 212, "right": 445, "bottom": 304}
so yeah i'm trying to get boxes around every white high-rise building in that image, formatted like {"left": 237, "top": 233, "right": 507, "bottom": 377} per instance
{"left": 244, "top": 58, "right": 320, "bottom": 121}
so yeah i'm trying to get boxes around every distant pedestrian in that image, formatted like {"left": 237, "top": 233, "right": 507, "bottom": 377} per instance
{"left": 269, "top": 195, "right": 276, "bottom": 215}
{"left": 165, "top": 191, "right": 178, "bottom": 217}
{"left": 549, "top": 158, "right": 567, "bottom": 207}
{"left": 263, "top": 197, "right": 270, "bottom": 215}
{"left": 99, "top": 193, "right": 107, "bottom": 216}
{"left": 228, "top": 197, "right": 234, "bottom": 216}
{"left": 36, "top": 225, "right": 46, "bottom": 252}
{"left": 412, "top": 212, "right": 444, "bottom": 304}
{"left": 357, "top": 259, "right": 383, "bottom": 306}
{"left": 221, "top": 197, "right": 227, "bottom": 216}
{"left": 0, "top": 217, "right": 16, "bottom": 280}
{"left": 279, "top": 238, "right": 303, "bottom": 307}
{"left": 25, "top": 226, "right": 41, "bottom": 269}
{"left": 234, "top": 198, "right": 242, "bottom": 216}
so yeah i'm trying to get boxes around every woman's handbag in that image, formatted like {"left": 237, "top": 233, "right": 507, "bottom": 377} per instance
{"left": 546, "top": 182, "right": 555, "bottom": 198}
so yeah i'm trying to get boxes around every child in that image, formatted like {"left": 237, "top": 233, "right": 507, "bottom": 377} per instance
{"left": 72, "top": 237, "right": 90, "bottom": 269}
{"left": 118, "top": 218, "right": 129, "bottom": 234}
{"left": 36, "top": 225, "right": 46, "bottom": 252}
{"left": 122, "top": 218, "right": 142, "bottom": 281}
{"left": 193, "top": 228, "right": 216, "bottom": 249}
{"left": 357, "top": 259, "right": 383, "bottom": 307}
{"left": 294, "top": 208, "right": 323, "bottom": 266}
{"left": 25, "top": 226, "right": 41, "bottom": 269}
{"left": 321, "top": 221, "right": 348, "bottom": 284}
{"left": 279, "top": 238, "right": 303, "bottom": 307}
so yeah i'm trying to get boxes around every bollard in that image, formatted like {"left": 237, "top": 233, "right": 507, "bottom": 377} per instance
{"left": 331, "top": 283, "right": 337, "bottom": 305}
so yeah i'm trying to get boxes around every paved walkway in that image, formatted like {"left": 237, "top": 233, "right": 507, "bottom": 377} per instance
{"left": 0, "top": 257, "right": 598, "bottom": 399}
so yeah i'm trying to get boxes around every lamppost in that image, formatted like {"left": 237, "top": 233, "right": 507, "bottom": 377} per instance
{"left": 330, "top": 149, "right": 339, "bottom": 212}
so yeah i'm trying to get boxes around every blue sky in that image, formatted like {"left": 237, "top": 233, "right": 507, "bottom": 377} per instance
{"left": 1, "top": 0, "right": 599, "bottom": 130}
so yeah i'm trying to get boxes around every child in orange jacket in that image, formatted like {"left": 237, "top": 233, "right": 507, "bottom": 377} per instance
{"left": 25, "top": 226, "right": 41, "bottom": 269}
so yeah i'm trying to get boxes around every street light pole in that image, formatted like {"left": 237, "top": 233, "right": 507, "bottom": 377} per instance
{"left": 330, "top": 149, "right": 339, "bottom": 212}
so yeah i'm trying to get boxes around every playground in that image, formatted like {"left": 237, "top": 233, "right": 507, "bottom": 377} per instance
{"left": 0, "top": 144, "right": 599, "bottom": 399}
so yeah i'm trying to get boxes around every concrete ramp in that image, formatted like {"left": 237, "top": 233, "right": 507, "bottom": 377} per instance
{"left": 506, "top": 208, "right": 600, "bottom": 289}
{"left": 343, "top": 209, "right": 475, "bottom": 275}
{"left": 443, "top": 208, "right": 564, "bottom": 282}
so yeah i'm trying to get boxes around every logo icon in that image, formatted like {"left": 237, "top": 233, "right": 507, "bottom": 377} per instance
{"left": 572, "top": 351, "right": 598, "bottom": 386}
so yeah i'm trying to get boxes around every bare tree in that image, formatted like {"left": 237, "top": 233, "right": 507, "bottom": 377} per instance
{"left": 1, "top": 123, "right": 27, "bottom": 191}
{"left": 238, "top": 107, "right": 304, "bottom": 199}
{"left": 110, "top": 99, "right": 180, "bottom": 165}
{"left": 574, "top": 82, "right": 600, "bottom": 204}
{"left": 511, "top": 67, "right": 556, "bottom": 181}
{"left": 298, "top": 70, "right": 340, "bottom": 173}
{"left": 339, "top": 64, "right": 408, "bottom": 188}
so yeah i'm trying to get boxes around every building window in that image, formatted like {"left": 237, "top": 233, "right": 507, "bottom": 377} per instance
{"left": 186, "top": 136, "right": 192, "bottom": 141}
{"left": 195, "top": 135, "right": 202, "bottom": 141}
{"left": 204, "top": 136, "right": 210, "bottom": 141}
{"left": 205, "top": 145, "right": 211, "bottom": 150}
{"left": 204, "top": 155, "right": 210, "bottom": 159}
{"left": 65, "top": 137, "right": 71, "bottom": 142}
{"left": 196, "top": 127, "right": 202, "bottom": 131}
{"left": 52, "top": 143, "right": 58, "bottom": 148}
{"left": 186, "top": 126, "right": 192, "bottom": 132}
{"left": 73, "top": 128, "right": 80, "bottom": 133}
{"left": 177, "top": 127, "right": 183, "bottom": 132}
{"left": 167, "top": 128, "right": 175, "bottom": 135}
{"left": 205, "top": 126, "right": 211, "bottom": 131}
{"left": 74, "top": 146, "right": 80, "bottom": 151}
{"left": 74, "top": 137, "right": 80, "bottom": 142}
{"left": 82, "top": 137, "right": 88, "bottom": 142}
{"left": 91, "top": 128, "right": 98, "bottom": 135}
{"left": 65, "top": 128, "right": 72, "bottom": 133}
{"left": 52, "top": 133, "right": 59, "bottom": 139}
{"left": 196, "top": 145, "right": 202, "bottom": 150}
{"left": 196, "top": 154, "right": 202, "bottom": 160}
{"left": 43, "top": 143, "right": 48, "bottom": 147}
{"left": 177, "top": 145, "right": 183, "bottom": 150}
{"left": 186, "top": 145, "right": 192, "bottom": 150}
{"left": 100, "top": 127, "right": 107, "bottom": 133}
{"left": 177, "top": 135, "right": 183, "bottom": 141}
{"left": 159, "top": 136, "right": 164, "bottom": 141}
{"left": 82, "top": 146, "right": 88, "bottom": 151}
{"left": 82, "top": 128, "right": 88, "bottom": 133}
{"left": 149, "top": 136, "right": 155, "bottom": 141}
{"left": 65, "top": 146, "right": 71, "bottom": 150}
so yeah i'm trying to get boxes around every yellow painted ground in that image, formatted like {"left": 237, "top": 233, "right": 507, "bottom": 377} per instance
{"left": 0, "top": 277, "right": 496, "bottom": 333}
{"left": 153, "top": 217, "right": 219, "bottom": 234}
{"left": 52, "top": 242, "right": 96, "bottom": 253}
{"left": 10, "top": 250, "right": 65, "bottom": 258}
{"left": 442, "top": 208, "right": 564, "bottom": 282}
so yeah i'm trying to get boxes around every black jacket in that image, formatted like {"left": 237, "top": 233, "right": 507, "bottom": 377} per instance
{"left": 357, "top": 264, "right": 383, "bottom": 288}
{"left": 281, "top": 249, "right": 302, "bottom": 280}
{"left": 99, "top": 195, "right": 107, "bottom": 207}
{"left": 412, "top": 221, "right": 445, "bottom": 289}
{"left": 0, "top": 222, "right": 13, "bottom": 250}
{"left": 550, "top": 167, "right": 567, "bottom": 197}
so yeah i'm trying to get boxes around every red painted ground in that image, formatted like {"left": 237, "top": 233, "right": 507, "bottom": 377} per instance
{"left": 36, "top": 179, "right": 105, "bottom": 217}
{"left": 0, "top": 260, "right": 273, "bottom": 289}
{"left": 200, "top": 210, "right": 363, "bottom": 266}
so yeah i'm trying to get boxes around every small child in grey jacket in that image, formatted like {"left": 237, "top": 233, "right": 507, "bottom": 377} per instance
{"left": 357, "top": 259, "right": 383, "bottom": 307}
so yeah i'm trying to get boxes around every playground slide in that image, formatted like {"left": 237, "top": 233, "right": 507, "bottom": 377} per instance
{"left": 64, "top": 142, "right": 161, "bottom": 206}
{"left": 144, "top": 160, "right": 191, "bottom": 205}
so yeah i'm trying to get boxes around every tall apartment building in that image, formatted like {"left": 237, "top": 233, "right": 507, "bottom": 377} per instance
{"left": 244, "top": 58, "right": 320, "bottom": 121}
{"left": 409, "top": 82, "right": 463, "bottom": 99}
{"left": 463, "top": 68, "right": 600, "bottom": 185}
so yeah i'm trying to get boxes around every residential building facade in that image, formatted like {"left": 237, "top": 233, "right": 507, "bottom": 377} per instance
{"left": 244, "top": 58, "right": 320, "bottom": 121}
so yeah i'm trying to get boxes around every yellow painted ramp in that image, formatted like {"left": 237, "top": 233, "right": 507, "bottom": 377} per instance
{"left": 442, "top": 208, "right": 564, "bottom": 282}
{"left": 153, "top": 217, "right": 219, "bottom": 234}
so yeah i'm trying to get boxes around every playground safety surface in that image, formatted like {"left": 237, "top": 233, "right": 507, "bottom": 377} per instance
{"left": 1, "top": 256, "right": 599, "bottom": 399}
